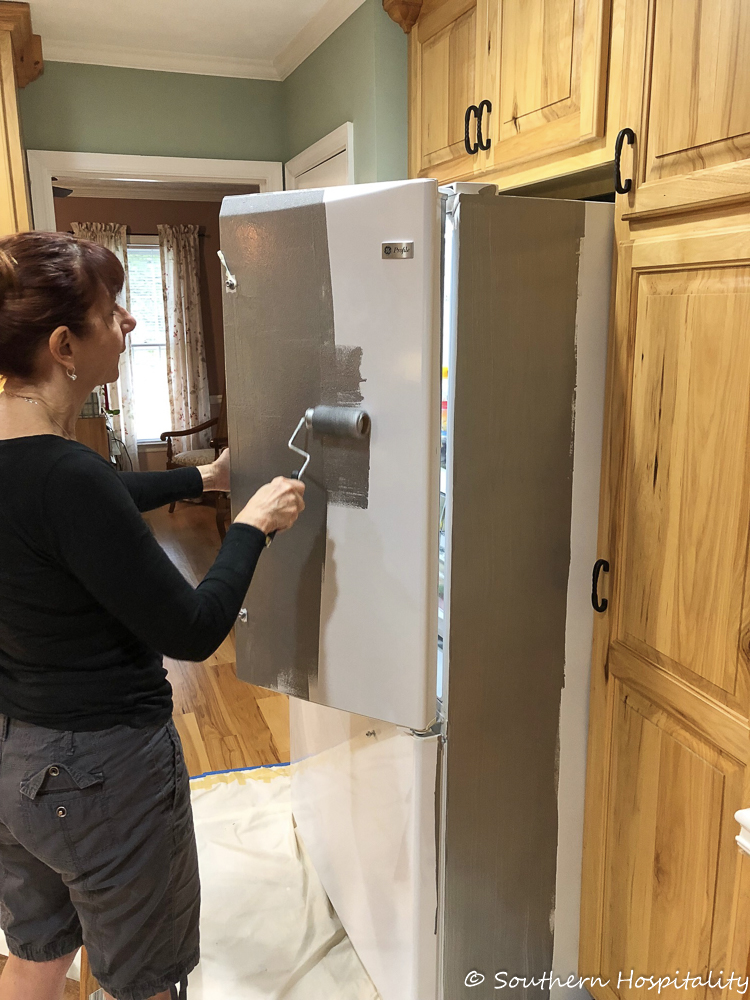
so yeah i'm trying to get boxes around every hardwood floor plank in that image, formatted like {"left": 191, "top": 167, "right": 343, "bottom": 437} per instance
{"left": 257, "top": 694, "right": 291, "bottom": 761}
{"left": 174, "top": 711, "right": 212, "bottom": 777}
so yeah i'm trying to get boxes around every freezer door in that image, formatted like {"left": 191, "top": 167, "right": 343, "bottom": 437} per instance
{"left": 220, "top": 179, "right": 441, "bottom": 731}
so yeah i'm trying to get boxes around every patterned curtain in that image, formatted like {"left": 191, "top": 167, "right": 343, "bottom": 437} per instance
{"left": 158, "top": 224, "right": 211, "bottom": 454}
{"left": 70, "top": 222, "right": 140, "bottom": 471}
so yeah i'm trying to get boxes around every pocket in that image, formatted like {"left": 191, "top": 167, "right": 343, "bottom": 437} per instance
{"left": 20, "top": 761, "right": 114, "bottom": 880}
{"left": 20, "top": 762, "right": 103, "bottom": 801}
{"left": 165, "top": 721, "right": 190, "bottom": 810}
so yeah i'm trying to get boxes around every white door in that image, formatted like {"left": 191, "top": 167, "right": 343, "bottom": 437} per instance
{"left": 293, "top": 151, "right": 348, "bottom": 189}
{"left": 220, "top": 179, "right": 442, "bottom": 730}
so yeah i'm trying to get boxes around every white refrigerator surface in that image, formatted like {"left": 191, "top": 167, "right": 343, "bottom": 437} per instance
{"left": 291, "top": 699, "right": 439, "bottom": 1000}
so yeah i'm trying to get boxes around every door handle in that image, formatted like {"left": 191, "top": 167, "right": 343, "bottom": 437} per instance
{"left": 477, "top": 99, "right": 492, "bottom": 151}
{"left": 614, "top": 127, "right": 635, "bottom": 194}
{"left": 592, "top": 558, "right": 610, "bottom": 613}
{"left": 464, "top": 105, "right": 479, "bottom": 155}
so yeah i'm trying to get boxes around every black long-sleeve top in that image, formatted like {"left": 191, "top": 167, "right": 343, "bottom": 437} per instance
{"left": 0, "top": 435, "right": 265, "bottom": 731}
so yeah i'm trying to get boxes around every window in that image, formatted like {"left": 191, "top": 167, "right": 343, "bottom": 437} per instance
{"left": 127, "top": 239, "right": 171, "bottom": 441}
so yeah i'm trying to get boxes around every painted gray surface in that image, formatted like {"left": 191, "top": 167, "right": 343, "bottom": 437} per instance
{"left": 322, "top": 345, "right": 370, "bottom": 508}
{"left": 220, "top": 190, "right": 371, "bottom": 698}
{"left": 221, "top": 190, "right": 331, "bottom": 699}
{"left": 442, "top": 196, "right": 586, "bottom": 998}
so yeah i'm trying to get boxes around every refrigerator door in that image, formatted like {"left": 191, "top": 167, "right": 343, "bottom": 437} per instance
{"left": 221, "top": 179, "right": 441, "bottom": 731}
{"left": 290, "top": 699, "right": 439, "bottom": 1000}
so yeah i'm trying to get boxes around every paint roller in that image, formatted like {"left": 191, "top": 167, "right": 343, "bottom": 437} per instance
{"left": 267, "top": 405, "right": 371, "bottom": 543}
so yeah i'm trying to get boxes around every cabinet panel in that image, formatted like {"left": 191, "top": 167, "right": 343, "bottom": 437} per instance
{"left": 409, "top": 0, "right": 481, "bottom": 181}
{"left": 500, "top": 0, "right": 575, "bottom": 126}
{"left": 624, "top": 0, "right": 750, "bottom": 218}
{"left": 482, "top": 0, "right": 609, "bottom": 171}
{"left": 619, "top": 267, "right": 750, "bottom": 699}
{"left": 600, "top": 681, "right": 734, "bottom": 999}
{"left": 580, "top": 224, "right": 750, "bottom": 995}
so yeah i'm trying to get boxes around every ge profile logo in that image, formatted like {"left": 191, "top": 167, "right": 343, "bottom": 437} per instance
{"left": 381, "top": 241, "right": 414, "bottom": 260}
{"left": 465, "top": 971, "right": 486, "bottom": 987}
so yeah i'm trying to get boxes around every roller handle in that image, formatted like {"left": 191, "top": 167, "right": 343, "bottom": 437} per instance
{"left": 265, "top": 470, "right": 301, "bottom": 546}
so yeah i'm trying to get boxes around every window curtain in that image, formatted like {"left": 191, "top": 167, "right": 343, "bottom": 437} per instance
{"left": 70, "top": 222, "right": 140, "bottom": 471}
{"left": 158, "top": 225, "right": 211, "bottom": 454}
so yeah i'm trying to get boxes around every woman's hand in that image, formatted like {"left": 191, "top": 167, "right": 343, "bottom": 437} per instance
{"left": 235, "top": 477, "right": 306, "bottom": 535}
{"left": 198, "top": 448, "right": 230, "bottom": 492}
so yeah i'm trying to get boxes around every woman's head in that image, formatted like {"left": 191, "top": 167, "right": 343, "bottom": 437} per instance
{"left": 0, "top": 231, "right": 134, "bottom": 388}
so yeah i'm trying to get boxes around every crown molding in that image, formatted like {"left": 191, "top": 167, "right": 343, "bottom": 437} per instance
{"left": 274, "top": 0, "right": 368, "bottom": 80}
{"left": 40, "top": 0, "right": 369, "bottom": 83}
{"left": 41, "top": 39, "right": 281, "bottom": 81}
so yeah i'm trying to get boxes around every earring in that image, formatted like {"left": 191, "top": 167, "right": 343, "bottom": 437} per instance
{"left": 66, "top": 369, "right": 77, "bottom": 381}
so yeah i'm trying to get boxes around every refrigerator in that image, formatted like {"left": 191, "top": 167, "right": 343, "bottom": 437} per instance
{"left": 219, "top": 179, "right": 614, "bottom": 1000}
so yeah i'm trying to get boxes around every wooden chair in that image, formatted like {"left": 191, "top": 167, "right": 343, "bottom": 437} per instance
{"left": 160, "top": 392, "right": 231, "bottom": 539}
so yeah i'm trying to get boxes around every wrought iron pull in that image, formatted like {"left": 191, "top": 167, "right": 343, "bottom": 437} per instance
{"left": 614, "top": 127, "right": 635, "bottom": 195}
{"left": 592, "top": 559, "right": 610, "bottom": 613}
{"left": 464, "top": 105, "right": 479, "bottom": 155}
{"left": 477, "top": 99, "right": 492, "bottom": 151}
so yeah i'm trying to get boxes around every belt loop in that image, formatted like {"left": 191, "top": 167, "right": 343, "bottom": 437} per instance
{"left": 0, "top": 715, "right": 8, "bottom": 742}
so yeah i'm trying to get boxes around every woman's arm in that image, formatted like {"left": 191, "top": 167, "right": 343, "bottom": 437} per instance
{"left": 119, "top": 466, "right": 204, "bottom": 512}
{"left": 44, "top": 450, "right": 263, "bottom": 662}
{"left": 119, "top": 449, "right": 228, "bottom": 512}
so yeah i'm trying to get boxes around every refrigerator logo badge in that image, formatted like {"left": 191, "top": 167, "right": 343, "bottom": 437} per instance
{"left": 382, "top": 241, "right": 414, "bottom": 260}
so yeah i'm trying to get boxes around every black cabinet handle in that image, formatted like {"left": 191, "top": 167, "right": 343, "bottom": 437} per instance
{"left": 592, "top": 559, "right": 610, "bottom": 613}
{"left": 614, "top": 127, "right": 635, "bottom": 195}
{"left": 477, "top": 99, "right": 492, "bottom": 151}
{"left": 464, "top": 105, "right": 479, "bottom": 155}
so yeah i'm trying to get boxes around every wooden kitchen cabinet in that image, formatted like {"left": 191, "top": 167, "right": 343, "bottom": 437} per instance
{"left": 618, "top": 0, "right": 750, "bottom": 220}
{"left": 409, "top": 0, "right": 617, "bottom": 188}
{"left": 0, "top": 3, "right": 42, "bottom": 235}
{"left": 409, "top": 0, "right": 483, "bottom": 181}
{"left": 579, "top": 0, "right": 750, "bottom": 991}
{"left": 480, "top": 0, "right": 610, "bottom": 174}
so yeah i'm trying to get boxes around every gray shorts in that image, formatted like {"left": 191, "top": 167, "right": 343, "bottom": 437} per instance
{"left": 0, "top": 715, "right": 200, "bottom": 1000}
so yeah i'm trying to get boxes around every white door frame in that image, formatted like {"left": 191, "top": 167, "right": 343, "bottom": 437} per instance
{"left": 26, "top": 150, "right": 284, "bottom": 231}
{"left": 284, "top": 122, "right": 354, "bottom": 189}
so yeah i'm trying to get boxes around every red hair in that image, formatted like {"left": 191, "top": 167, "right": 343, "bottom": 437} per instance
{"left": 0, "top": 231, "right": 125, "bottom": 379}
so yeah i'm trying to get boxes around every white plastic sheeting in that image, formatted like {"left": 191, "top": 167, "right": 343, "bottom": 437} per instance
{"left": 188, "top": 765, "right": 380, "bottom": 999}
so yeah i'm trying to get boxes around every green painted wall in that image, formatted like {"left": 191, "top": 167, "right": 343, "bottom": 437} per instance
{"left": 18, "top": 63, "right": 286, "bottom": 161}
{"left": 17, "top": 0, "right": 408, "bottom": 181}
{"left": 283, "top": 0, "right": 408, "bottom": 182}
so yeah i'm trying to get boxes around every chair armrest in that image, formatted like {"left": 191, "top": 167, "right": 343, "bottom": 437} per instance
{"left": 160, "top": 417, "right": 218, "bottom": 442}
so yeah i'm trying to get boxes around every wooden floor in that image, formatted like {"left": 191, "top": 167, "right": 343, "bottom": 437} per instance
{"left": 145, "top": 502, "right": 290, "bottom": 776}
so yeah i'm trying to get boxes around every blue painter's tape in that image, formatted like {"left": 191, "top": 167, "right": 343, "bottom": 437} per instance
{"left": 189, "top": 761, "right": 290, "bottom": 782}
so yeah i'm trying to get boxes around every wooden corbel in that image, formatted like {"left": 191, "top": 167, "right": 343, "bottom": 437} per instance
{"left": 383, "top": 0, "right": 424, "bottom": 33}
{"left": 0, "top": 1, "right": 43, "bottom": 87}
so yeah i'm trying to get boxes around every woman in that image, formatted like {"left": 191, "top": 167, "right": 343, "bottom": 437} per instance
{"left": 0, "top": 231, "right": 305, "bottom": 1000}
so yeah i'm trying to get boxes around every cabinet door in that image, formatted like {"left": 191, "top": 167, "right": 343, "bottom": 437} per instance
{"left": 478, "top": 0, "right": 610, "bottom": 172}
{"left": 409, "top": 0, "right": 482, "bottom": 181}
{"left": 623, "top": 0, "right": 750, "bottom": 219}
{"left": 0, "top": 31, "right": 30, "bottom": 234}
{"left": 579, "top": 225, "right": 750, "bottom": 995}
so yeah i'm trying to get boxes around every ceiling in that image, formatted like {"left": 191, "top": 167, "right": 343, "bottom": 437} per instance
{"left": 29, "top": 0, "right": 367, "bottom": 81}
